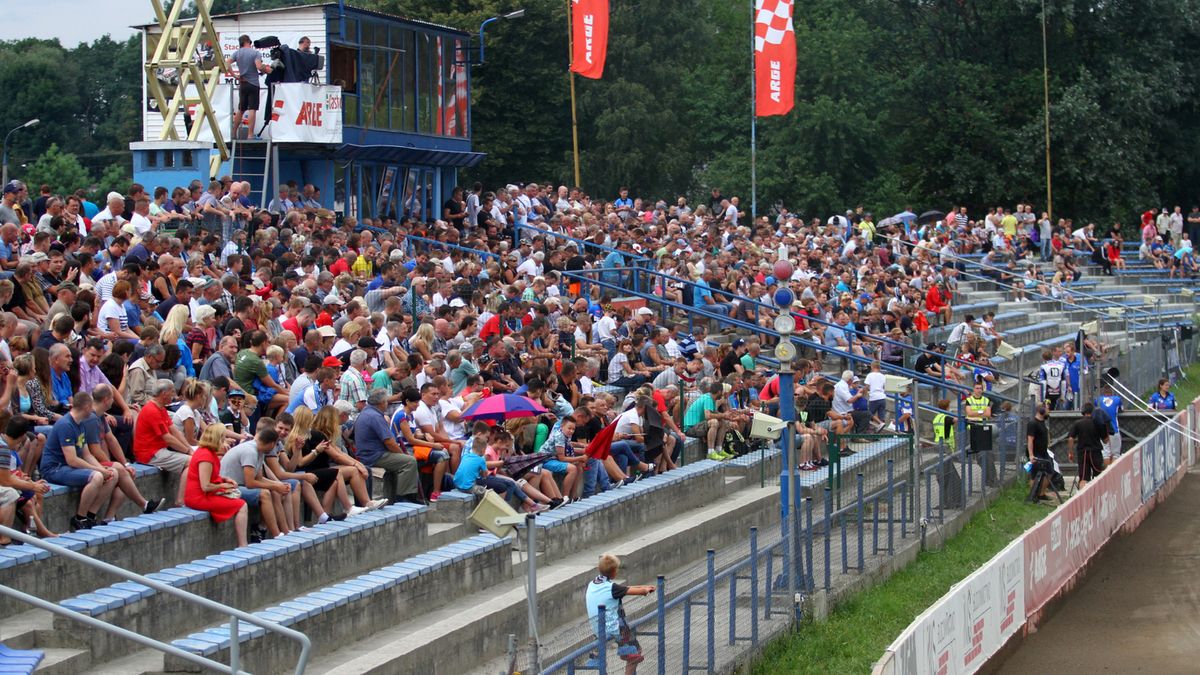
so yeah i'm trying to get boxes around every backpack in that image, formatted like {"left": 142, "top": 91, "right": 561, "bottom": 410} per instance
{"left": 722, "top": 429, "right": 750, "bottom": 458}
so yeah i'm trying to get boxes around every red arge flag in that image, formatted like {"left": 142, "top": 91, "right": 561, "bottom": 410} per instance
{"left": 755, "top": 0, "right": 795, "bottom": 116}
{"left": 585, "top": 419, "right": 617, "bottom": 461}
{"left": 570, "top": 0, "right": 609, "bottom": 79}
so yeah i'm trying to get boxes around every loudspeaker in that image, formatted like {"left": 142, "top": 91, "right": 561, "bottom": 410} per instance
{"left": 968, "top": 423, "right": 993, "bottom": 454}
{"left": 468, "top": 489, "right": 520, "bottom": 539}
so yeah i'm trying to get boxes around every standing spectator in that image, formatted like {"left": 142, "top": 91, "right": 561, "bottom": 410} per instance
{"left": 1067, "top": 403, "right": 1105, "bottom": 488}
{"left": 585, "top": 553, "right": 655, "bottom": 672}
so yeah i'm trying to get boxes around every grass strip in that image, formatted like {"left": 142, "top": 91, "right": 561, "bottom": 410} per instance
{"left": 748, "top": 482, "right": 1053, "bottom": 674}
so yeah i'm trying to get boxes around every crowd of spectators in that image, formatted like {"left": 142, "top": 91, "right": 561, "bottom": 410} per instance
{"left": 0, "top": 174, "right": 1175, "bottom": 546}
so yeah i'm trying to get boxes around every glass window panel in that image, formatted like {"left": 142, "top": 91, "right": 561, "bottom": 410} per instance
{"left": 416, "top": 33, "right": 431, "bottom": 134}
{"left": 401, "top": 30, "right": 415, "bottom": 132}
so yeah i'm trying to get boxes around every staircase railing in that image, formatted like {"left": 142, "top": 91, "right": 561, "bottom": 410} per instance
{"left": 0, "top": 524, "right": 311, "bottom": 675}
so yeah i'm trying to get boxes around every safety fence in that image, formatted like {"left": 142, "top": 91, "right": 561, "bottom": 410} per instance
{"left": 873, "top": 397, "right": 1197, "bottom": 675}
{"left": 509, "top": 402, "right": 1031, "bottom": 674}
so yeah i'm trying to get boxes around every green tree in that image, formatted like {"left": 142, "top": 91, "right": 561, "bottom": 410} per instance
{"left": 23, "top": 144, "right": 93, "bottom": 197}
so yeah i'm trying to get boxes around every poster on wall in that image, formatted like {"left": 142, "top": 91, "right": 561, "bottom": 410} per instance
{"left": 1024, "top": 448, "right": 1141, "bottom": 613}
{"left": 262, "top": 83, "right": 343, "bottom": 143}
{"left": 887, "top": 541, "right": 1025, "bottom": 675}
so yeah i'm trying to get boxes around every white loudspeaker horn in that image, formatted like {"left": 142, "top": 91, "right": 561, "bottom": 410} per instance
{"left": 996, "top": 342, "right": 1021, "bottom": 360}
{"left": 468, "top": 489, "right": 521, "bottom": 539}
{"left": 1079, "top": 320, "right": 1099, "bottom": 334}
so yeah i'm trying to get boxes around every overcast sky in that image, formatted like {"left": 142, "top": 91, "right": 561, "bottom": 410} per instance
{"left": 0, "top": 0, "right": 152, "bottom": 48}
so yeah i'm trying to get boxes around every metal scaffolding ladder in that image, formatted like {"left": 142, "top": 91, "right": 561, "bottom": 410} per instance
{"left": 229, "top": 137, "right": 276, "bottom": 210}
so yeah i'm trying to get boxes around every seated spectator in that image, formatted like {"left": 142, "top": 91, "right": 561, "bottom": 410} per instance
{"left": 683, "top": 381, "right": 741, "bottom": 461}
{"left": 132, "top": 379, "right": 194, "bottom": 506}
{"left": 185, "top": 423, "right": 249, "bottom": 548}
{"left": 0, "top": 414, "right": 54, "bottom": 540}
{"left": 354, "top": 389, "right": 422, "bottom": 504}
{"left": 220, "top": 426, "right": 292, "bottom": 539}
{"left": 38, "top": 392, "right": 117, "bottom": 531}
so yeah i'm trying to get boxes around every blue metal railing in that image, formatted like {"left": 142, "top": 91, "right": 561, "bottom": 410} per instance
{"left": 563, "top": 269, "right": 1021, "bottom": 403}
{"left": 621, "top": 265, "right": 1031, "bottom": 386}
{"left": 402, "top": 233, "right": 500, "bottom": 261}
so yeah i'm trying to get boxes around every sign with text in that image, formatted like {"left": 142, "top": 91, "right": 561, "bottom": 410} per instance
{"left": 264, "top": 83, "right": 343, "bottom": 143}
{"left": 887, "top": 541, "right": 1024, "bottom": 675}
{"left": 1023, "top": 446, "right": 1142, "bottom": 612}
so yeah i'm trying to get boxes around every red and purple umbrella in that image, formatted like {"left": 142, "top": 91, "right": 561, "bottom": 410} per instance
{"left": 461, "top": 393, "right": 548, "bottom": 422}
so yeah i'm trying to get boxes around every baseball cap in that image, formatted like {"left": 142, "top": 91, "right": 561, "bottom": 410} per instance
{"left": 636, "top": 307, "right": 654, "bottom": 316}
{"left": 732, "top": 338, "right": 746, "bottom": 348}
{"left": 228, "top": 389, "right": 246, "bottom": 398}
{"left": 29, "top": 252, "right": 48, "bottom": 264}
{"left": 2, "top": 181, "right": 19, "bottom": 194}
{"left": 322, "top": 356, "right": 343, "bottom": 368}
{"left": 317, "top": 326, "right": 337, "bottom": 338}
{"left": 322, "top": 294, "right": 342, "bottom": 306}
{"left": 357, "top": 336, "right": 379, "bottom": 349}
{"left": 57, "top": 281, "right": 79, "bottom": 293}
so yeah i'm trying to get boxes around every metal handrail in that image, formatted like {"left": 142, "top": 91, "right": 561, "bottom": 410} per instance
{"left": 0, "top": 525, "right": 311, "bottom": 675}
{"left": 402, "top": 233, "right": 500, "bottom": 261}
{"left": 564, "top": 270, "right": 1020, "bottom": 403}
{"left": 515, "top": 223, "right": 656, "bottom": 268}
{"left": 622, "top": 265, "right": 1031, "bottom": 383}
{"left": 883, "top": 234, "right": 1157, "bottom": 319}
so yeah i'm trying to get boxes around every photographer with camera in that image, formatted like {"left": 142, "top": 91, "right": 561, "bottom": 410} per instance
{"left": 227, "top": 35, "right": 272, "bottom": 140}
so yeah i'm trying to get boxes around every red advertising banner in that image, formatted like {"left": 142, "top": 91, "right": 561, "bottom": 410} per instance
{"left": 754, "top": 0, "right": 795, "bottom": 116}
{"left": 570, "top": 0, "right": 609, "bottom": 80}
{"left": 1023, "top": 448, "right": 1142, "bottom": 612}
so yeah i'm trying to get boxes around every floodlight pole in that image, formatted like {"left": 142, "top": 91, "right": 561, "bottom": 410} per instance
{"left": 2, "top": 118, "right": 39, "bottom": 187}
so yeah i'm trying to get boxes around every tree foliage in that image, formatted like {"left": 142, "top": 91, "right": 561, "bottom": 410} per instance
{"left": 7, "top": 0, "right": 1200, "bottom": 223}
{"left": 23, "top": 145, "right": 92, "bottom": 198}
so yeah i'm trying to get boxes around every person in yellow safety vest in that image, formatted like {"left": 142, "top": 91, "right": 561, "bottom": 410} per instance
{"left": 931, "top": 398, "right": 956, "bottom": 449}
{"left": 964, "top": 382, "right": 992, "bottom": 422}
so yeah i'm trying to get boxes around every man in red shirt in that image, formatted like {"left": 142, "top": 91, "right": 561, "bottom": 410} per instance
{"left": 480, "top": 301, "right": 521, "bottom": 342}
{"left": 329, "top": 249, "right": 356, "bottom": 276}
{"left": 133, "top": 379, "right": 195, "bottom": 506}
{"left": 280, "top": 307, "right": 315, "bottom": 343}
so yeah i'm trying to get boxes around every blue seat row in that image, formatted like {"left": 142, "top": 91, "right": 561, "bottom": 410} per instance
{"left": 796, "top": 436, "right": 908, "bottom": 488}
{"left": 534, "top": 460, "right": 724, "bottom": 527}
{"left": 0, "top": 507, "right": 209, "bottom": 570}
{"left": 727, "top": 445, "right": 781, "bottom": 468}
{"left": 42, "top": 463, "right": 161, "bottom": 498}
{"left": 57, "top": 503, "right": 426, "bottom": 617}
{"left": 169, "top": 533, "right": 505, "bottom": 657}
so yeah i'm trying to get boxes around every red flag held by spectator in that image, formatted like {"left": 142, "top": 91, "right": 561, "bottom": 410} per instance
{"left": 570, "top": 0, "right": 609, "bottom": 79}
{"left": 754, "top": 0, "right": 795, "bottom": 117}
{"left": 585, "top": 418, "right": 617, "bottom": 461}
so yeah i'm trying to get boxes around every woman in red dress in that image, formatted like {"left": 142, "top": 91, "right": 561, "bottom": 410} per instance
{"left": 184, "top": 423, "right": 249, "bottom": 547}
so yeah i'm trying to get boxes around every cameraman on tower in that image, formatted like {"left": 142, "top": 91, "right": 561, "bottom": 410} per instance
{"left": 228, "top": 35, "right": 273, "bottom": 140}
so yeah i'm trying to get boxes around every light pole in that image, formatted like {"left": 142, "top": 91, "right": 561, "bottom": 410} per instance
{"left": 477, "top": 9, "right": 526, "bottom": 64}
{"left": 2, "top": 118, "right": 39, "bottom": 187}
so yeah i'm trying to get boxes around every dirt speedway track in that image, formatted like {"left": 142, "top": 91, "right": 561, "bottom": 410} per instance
{"left": 996, "top": 471, "right": 1200, "bottom": 674}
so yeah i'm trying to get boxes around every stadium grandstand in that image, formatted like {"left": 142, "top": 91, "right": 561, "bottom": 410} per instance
{"left": 1, "top": 2, "right": 1198, "bottom": 675}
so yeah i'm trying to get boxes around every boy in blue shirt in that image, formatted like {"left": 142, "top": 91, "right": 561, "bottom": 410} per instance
{"left": 586, "top": 553, "right": 656, "bottom": 671}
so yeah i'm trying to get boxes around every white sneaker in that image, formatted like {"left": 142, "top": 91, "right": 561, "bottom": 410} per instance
{"left": 317, "top": 513, "right": 330, "bottom": 524}
{"left": 348, "top": 505, "right": 368, "bottom": 517}
{"left": 366, "top": 498, "right": 388, "bottom": 511}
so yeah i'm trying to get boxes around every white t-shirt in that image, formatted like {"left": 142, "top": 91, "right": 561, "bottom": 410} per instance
{"left": 439, "top": 397, "right": 467, "bottom": 439}
{"left": 595, "top": 315, "right": 617, "bottom": 341}
{"left": 864, "top": 372, "right": 887, "bottom": 402}
{"left": 98, "top": 298, "right": 128, "bottom": 332}
{"left": 516, "top": 258, "right": 541, "bottom": 278}
{"left": 832, "top": 380, "right": 854, "bottom": 415}
{"left": 172, "top": 403, "right": 204, "bottom": 436}
{"left": 130, "top": 212, "right": 154, "bottom": 236}
{"left": 412, "top": 401, "right": 440, "bottom": 431}
{"left": 615, "top": 408, "right": 642, "bottom": 436}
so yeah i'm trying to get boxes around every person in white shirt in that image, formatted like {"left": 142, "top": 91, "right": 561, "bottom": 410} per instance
{"left": 832, "top": 370, "right": 859, "bottom": 416}
{"left": 91, "top": 194, "right": 127, "bottom": 232}
{"left": 863, "top": 361, "right": 889, "bottom": 424}
{"left": 947, "top": 314, "right": 976, "bottom": 346}
{"left": 515, "top": 251, "right": 544, "bottom": 279}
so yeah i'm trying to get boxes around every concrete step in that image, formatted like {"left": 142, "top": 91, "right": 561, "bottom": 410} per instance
{"left": 34, "top": 647, "right": 92, "bottom": 675}
{"left": 0, "top": 507, "right": 236, "bottom": 619}
{"left": 305, "top": 485, "right": 783, "bottom": 675}
{"left": 55, "top": 503, "right": 430, "bottom": 664}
